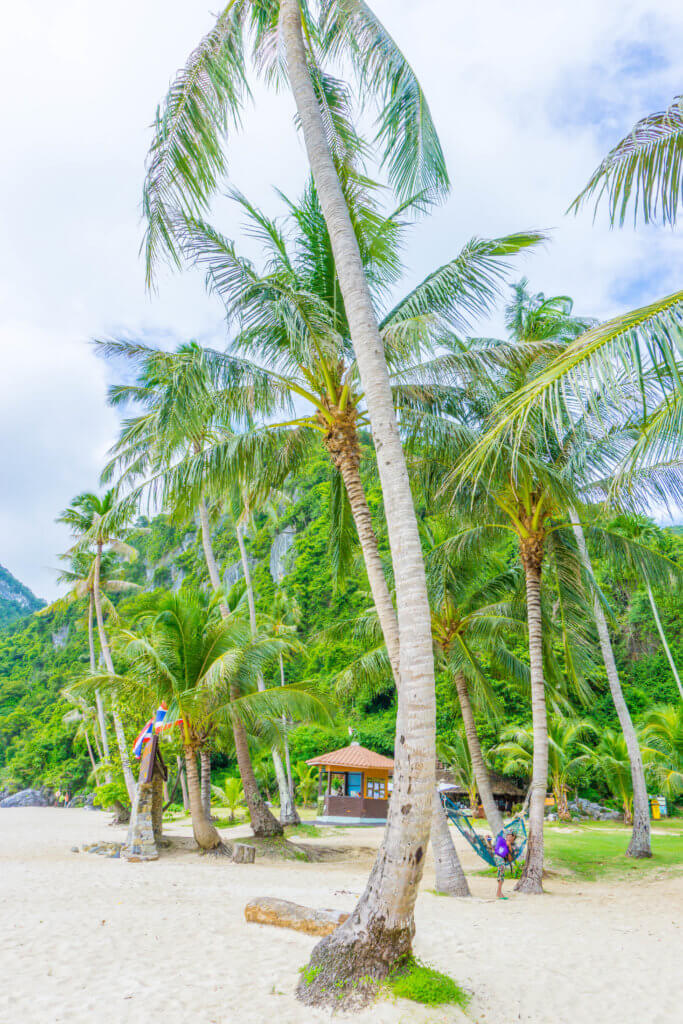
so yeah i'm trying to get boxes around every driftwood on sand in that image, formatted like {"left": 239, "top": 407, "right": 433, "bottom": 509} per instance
{"left": 244, "top": 897, "right": 348, "bottom": 936}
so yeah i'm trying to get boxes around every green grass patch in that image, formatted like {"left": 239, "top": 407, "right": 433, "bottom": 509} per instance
{"left": 544, "top": 827, "right": 683, "bottom": 880}
{"left": 284, "top": 821, "right": 320, "bottom": 837}
{"left": 387, "top": 959, "right": 469, "bottom": 1008}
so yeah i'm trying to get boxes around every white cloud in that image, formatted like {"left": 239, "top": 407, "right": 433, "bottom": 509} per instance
{"left": 1, "top": 0, "right": 681, "bottom": 597}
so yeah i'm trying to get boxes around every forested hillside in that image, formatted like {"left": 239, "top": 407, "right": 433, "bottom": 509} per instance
{"left": 0, "top": 564, "right": 44, "bottom": 627}
{"left": 0, "top": 448, "right": 681, "bottom": 799}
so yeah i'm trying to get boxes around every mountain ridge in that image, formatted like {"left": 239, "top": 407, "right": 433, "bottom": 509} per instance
{"left": 0, "top": 563, "right": 44, "bottom": 627}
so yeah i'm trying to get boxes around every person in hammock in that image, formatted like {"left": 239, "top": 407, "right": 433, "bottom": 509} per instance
{"left": 485, "top": 831, "right": 518, "bottom": 899}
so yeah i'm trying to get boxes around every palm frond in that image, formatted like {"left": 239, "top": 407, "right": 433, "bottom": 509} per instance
{"left": 142, "top": 2, "right": 248, "bottom": 285}
{"left": 571, "top": 95, "right": 683, "bottom": 226}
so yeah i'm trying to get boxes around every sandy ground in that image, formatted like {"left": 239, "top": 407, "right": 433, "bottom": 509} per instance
{"left": 1, "top": 810, "right": 681, "bottom": 1024}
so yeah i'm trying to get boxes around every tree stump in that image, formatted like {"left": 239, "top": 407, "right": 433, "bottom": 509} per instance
{"left": 233, "top": 843, "right": 256, "bottom": 864}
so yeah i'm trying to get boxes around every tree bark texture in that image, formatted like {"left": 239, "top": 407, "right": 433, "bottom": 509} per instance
{"left": 89, "top": 594, "right": 112, "bottom": 784}
{"left": 515, "top": 558, "right": 547, "bottom": 893}
{"left": 184, "top": 747, "right": 224, "bottom": 851}
{"left": 570, "top": 516, "right": 652, "bottom": 857}
{"left": 197, "top": 502, "right": 283, "bottom": 836}
{"left": 281, "top": 2, "right": 437, "bottom": 1005}
{"left": 177, "top": 754, "right": 190, "bottom": 812}
{"left": 92, "top": 545, "right": 136, "bottom": 803}
{"left": 327, "top": 433, "right": 401, "bottom": 683}
{"left": 200, "top": 749, "right": 212, "bottom": 821}
{"left": 454, "top": 672, "right": 504, "bottom": 834}
{"left": 431, "top": 789, "right": 470, "bottom": 896}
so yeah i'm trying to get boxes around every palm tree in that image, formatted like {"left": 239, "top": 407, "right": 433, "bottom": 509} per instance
{"left": 61, "top": 690, "right": 102, "bottom": 777}
{"left": 642, "top": 704, "right": 683, "bottom": 800}
{"left": 267, "top": 589, "right": 303, "bottom": 802}
{"left": 100, "top": 340, "right": 287, "bottom": 837}
{"left": 42, "top": 549, "right": 140, "bottom": 785}
{"left": 211, "top": 777, "right": 245, "bottom": 822}
{"left": 497, "top": 716, "right": 595, "bottom": 821}
{"left": 578, "top": 730, "right": 648, "bottom": 824}
{"left": 426, "top": 285, "right": 600, "bottom": 891}
{"left": 58, "top": 491, "right": 138, "bottom": 802}
{"left": 139, "top": 2, "right": 474, "bottom": 993}
{"left": 177, "top": 182, "right": 540, "bottom": 679}
{"left": 90, "top": 590, "right": 328, "bottom": 851}
{"left": 295, "top": 762, "right": 319, "bottom": 806}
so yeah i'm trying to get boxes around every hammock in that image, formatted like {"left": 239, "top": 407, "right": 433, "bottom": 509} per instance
{"left": 440, "top": 795, "right": 527, "bottom": 869}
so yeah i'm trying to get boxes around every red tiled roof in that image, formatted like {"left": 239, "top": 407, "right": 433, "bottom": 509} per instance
{"left": 306, "top": 744, "right": 394, "bottom": 770}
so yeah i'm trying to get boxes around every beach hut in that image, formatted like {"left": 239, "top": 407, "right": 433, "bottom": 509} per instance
{"left": 436, "top": 763, "right": 526, "bottom": 814}
{"left": 307, "top": 742, "right": 394, "bottom": 825}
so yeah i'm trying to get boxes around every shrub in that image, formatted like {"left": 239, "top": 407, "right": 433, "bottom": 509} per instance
{"left": 387, "top": 959, "right": 469, "bottom": 1008}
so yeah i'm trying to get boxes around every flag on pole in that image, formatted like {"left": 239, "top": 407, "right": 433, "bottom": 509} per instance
{"left": 132, "top": 719, "right": 154, "bottom": 759}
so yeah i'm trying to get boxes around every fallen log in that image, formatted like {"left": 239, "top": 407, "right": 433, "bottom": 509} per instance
{"left": 244, "top": 897, "right": 348, "bottom": 936}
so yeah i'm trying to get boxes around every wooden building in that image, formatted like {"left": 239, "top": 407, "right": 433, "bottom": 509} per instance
{"left": 307, "top": 743, "right": 394, "bottom": 825}
{"left": 436, "top": 763, "right": 526, "bottom": 814}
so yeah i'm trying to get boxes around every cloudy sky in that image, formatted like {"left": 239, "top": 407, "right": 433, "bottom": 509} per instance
{"left": 1, "top": 1, "right": 681, "bottom": 600}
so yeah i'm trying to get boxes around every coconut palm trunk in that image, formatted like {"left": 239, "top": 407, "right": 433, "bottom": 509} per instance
{"left": 177, "top": 754, "right": 190, "bottom": 812}
{"left": 88, "top": 594, "right": 112, "bottom": 784}
{"left": 84, "top": 729, "right": 98, "bottom": 774}
{"left": 431, "top": 788, "right": 470, "bottom": 896}
{"left": 570, "top": 516, "right": 652, "bottom": 856}
{"left": 516, "top": 552, "right": 548, "bottom": 893}
{"left": 325, "top": 431, "right": 401, "bottom": 681}
{"left": 279, "top": 653, "right": 295, "bottom": 799}
{"left": 281, "top": 2, "right": 437, "bottom": 1001}
{"left": 92, "top": 543, "right": 136, "bottom": 802}
{"left": 453, "top": 672, "right": 504, "bottom": 834}
{"left": 197, "top": 501, "right": 284, "bottom": 837}
{"left": 236, "top": 518, "right": 300, "bottom": 826}
{"left": 645, "top": 581, "right": 683, "bottom": 701}
{"left": 184, "top": 746, "right": 226, "bottom": 851}
{"left": 200, "top": 749, "right": 212, "bottom": 820}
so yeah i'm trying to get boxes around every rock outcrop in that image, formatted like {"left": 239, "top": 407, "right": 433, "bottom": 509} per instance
{"left": 0, "top": 787, "right": 56, "bottom": 808}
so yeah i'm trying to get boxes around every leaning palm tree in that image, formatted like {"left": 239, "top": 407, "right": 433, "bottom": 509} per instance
{"left": 58, "top": 491, "right": 138, "bottom": 802}
{"left": 89, "top": 590, "right": 328, "bottom": 852}
{"left": 176, "top": 182, "right": 541, "bottom": 679}
{"left": 99, "top": 340, "right": 288, "bottom": 836}
{"left": 139, "top": 1, "right": 489, "bottom": 994}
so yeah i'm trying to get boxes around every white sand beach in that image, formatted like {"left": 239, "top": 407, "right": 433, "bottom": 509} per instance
{"left": 1, "top": 809, "right": 681, "bottom": 1024}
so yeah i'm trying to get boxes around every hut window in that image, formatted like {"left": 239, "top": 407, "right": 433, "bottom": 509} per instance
{"left": 347, "top": 772, "right": 362, "bottom": 797}
{"left": 367, "top": 777, "right": 386, "bottom": 799}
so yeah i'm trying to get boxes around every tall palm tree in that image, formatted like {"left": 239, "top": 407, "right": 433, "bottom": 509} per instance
{"left": 58, "top": 491, "right": 138, "bottom": 802}
{"left": 424, "top": 285, "right": 600, "bottom": 891}
{"left": 177, "top": 182, "right": 541, "bottom": 679}
{"left": 496, "top": 716, "right": 595, "bottom": 821}
{"left": 139, "top": 2, "right": 474, "bottom": 994}
{"left": 89, "top": 590, "right": 328, "bottom": 851}
{"left": 100, "top": 340, "right": 287, "bottom": 836}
